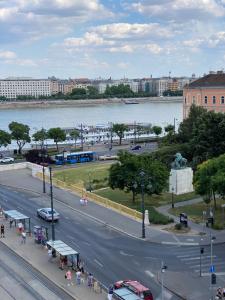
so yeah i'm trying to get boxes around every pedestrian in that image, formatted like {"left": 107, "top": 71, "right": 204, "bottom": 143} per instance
{"left": 18, "top": 222, "right": 23, "bottom": 234}
{"left": 87, "top": 273, "right": 93, "bottom": 288}
{"left": 216, "top": 287, "right": 223, "bottom": 299}
{"left": 9, "top": 218, "right": 13, "bottom": 228}
{"left": 48, "top": 248, "right": 53, "bottom": 262}
{"left": 65, "top": 269, "right": 73, "bottom": 286}
{"left": 76, "top": 270, "right": 81, "bottom": 285}
{"left": 107, "top": 284, "right": 114, "bottom": 300}
{"left": 0, "top": 224, "right": 5, "bottom": 238}
{"left": 21, "top": 231, "right": 26, "bottom": 244}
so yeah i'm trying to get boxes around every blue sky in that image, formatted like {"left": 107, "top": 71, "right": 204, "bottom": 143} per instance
{"left": 1, "top": 0, "right": 225, "bottom": 79}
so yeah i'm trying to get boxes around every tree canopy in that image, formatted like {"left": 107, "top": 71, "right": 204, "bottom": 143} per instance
{"left": 9, "top": 121, "right": 30, "bottom": 154}
{"left": 32, "top": 128, "right": 48, "bottom": 148}
{"left": 47, "top": 127, "right": 66, "bottom": 151}
{"left": 0, "top": 130, "right": 11, "bottom": 148}
{"left": 112, "top": 123, "right": 129, "bottom": 145}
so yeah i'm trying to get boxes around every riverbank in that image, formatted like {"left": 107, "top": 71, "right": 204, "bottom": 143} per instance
{"left": 0, "top": 96, "right": 183, "bottom": 110}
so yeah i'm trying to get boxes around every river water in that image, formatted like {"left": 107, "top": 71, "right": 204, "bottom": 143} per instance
{"left": 0, "top": 101, "right": 183, "bottom": 132}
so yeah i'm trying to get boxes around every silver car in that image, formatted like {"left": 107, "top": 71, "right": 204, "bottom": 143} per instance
{"left": 0, "top": 157, "right": 14, "bottom": 163}
{"left": 37, "top": 208, "right": 59, "bottom": 221}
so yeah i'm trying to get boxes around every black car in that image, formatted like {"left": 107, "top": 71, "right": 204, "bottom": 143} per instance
{"left": 131, "top": 145, "right": 141, "bottom": 150}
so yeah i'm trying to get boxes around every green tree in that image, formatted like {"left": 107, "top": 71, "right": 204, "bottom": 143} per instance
{"left": 9, "top": 122, "right": 30, "bottom": 154}
{"left": 71, "top": 88, "right": 86, "bottom": 95}
{"left": 164, "top": 124, "right": 174, "bottom": 133}
{"left": 0, "top": 130, "right": 11, "bottom": 148}
{"left": 70, "top": 129, "right": 80, "bottom": 148}
{"left": 32, "top": 128, "right": 48, "bottom": 149}
{"left": 87, "top": 86, "right": 98, "bottom": 97}
{"left": 152, "top": 126, "right": 162, "bottom": 137}
{"left": 109, "top": 151, "right": 169, "bottom": 203}
{"left": 112, "top": 123, "right": 128, "bottom": 145}
{"left": 48, "top": 127, "right": 66, "bottom": 152}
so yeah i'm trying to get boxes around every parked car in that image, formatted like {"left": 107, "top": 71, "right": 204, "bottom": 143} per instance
{"left": 37, "top": 208, "right": 60, "bottom": 221}
{"left": 131, "top": 145, "right": 141, "bottom": 151}
{"left": 114, "top": 280, "right": 153, "bottom": 300}
{"left": 0, "top": 157, "right": 14, "bottom": 163}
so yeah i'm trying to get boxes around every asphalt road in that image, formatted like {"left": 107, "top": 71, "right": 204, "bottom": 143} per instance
{"left": 1, "top": 184, "right": 225, "bottom": 300}
{"left": 0, "top": 242, "right": 73, "bottom": 300}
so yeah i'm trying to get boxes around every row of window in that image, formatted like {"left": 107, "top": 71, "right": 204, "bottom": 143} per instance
{"left": 204, "top": 96, "right": 225, "bottom": 104}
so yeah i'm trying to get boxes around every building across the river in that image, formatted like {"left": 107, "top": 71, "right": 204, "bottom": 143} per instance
{"left": 183, "top": 71, "right": 225, "bottom": 118}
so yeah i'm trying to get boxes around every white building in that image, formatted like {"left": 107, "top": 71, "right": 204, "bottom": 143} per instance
{"left": 96, "top": 79, "right": 139, "bottom": 94}
{"left": 0, "top": 78, "right": 51, "bottom": 99}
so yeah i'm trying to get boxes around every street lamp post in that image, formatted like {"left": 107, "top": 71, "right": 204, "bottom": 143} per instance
{"left": 171, "top": 187, "right": 174, "bottom": 209}
{"left": 39, "top": 150, "right": 46, "bottom": 193}
{"left": 140, "top": 171, "right": 146, "bottom": 239}
{"left": 49, "top": 166, "right": 55, "bottom": 242}
{"left": 210, "top": 234, "right": 216, "bottom": 300}
{"left": 161, "top": 261, "right": 167, "bottom": 300}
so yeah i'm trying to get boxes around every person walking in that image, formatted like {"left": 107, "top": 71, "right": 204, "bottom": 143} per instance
{"left": 107, "top": 284, "right": 114, "bottom": 300}
{"left": 87, "top": 273, "right": 93, "bottom": 288}
{"left": 48, "top": 248, "right": 53, "bottom": 262}
{"left": 1, "top": 224, "right": 5, "bottom": 238}
{"left": 65, "top": 269, "right": 73, "bottom": 286}
{"left": 21, "top": 231, "right": 26, "bottom": 244}
{"left": 76, "top": 270, "right": 81, "bottom": 285}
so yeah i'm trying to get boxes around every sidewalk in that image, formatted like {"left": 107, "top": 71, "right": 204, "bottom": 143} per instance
{"left": 0, "top": 218, "right": 106, "bottom": 300}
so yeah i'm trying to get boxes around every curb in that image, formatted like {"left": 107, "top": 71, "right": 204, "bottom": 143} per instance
{"left": 1, "top": 182, "right": 225, "bottom": 247}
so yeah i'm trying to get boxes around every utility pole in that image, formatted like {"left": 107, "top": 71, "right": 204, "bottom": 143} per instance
{"left": 110, "top": 122, "right": 113, "bottom": 151}
{"left": 80, "top": 123, "right": 84, "bottom": 151}
{"left": 140, "top": 170, "right": 146, "bottom": 239}
{"left": 49, "top": 167, "right": 55, "bottom": 242}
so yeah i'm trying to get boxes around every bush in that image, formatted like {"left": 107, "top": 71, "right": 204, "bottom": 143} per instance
{"left": 212, "top": 223, "right": 224, "bottom": 230}
{"left": 149, "top": 207, "right": 174, "bottom": 224}
{"left": 175, "top": 223, "right": 182, "bottom": 230}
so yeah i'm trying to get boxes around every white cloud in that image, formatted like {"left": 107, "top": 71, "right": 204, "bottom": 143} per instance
{"left": 109, "top": 45, "right": 135, "bottom": 53}
{"left": 145, "top": 43, "right": 162, "bottom": 54}
{"left": 127, "top": 0, "right": 225, "bottom": 21}
{"left": 0, "top": 50, "right": 17, "bottom": 59}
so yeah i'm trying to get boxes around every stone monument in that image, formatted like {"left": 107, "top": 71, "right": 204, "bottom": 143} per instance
{"left": 169, "top": 153, "right": 194, "bottom": 195}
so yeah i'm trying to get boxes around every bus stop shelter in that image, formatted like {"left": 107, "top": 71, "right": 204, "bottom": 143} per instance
{"left": 4, "top": 210, "right": 31, "bottom": 233}
{"left": 46, "top": 240, "right": 79, "bottom": 268}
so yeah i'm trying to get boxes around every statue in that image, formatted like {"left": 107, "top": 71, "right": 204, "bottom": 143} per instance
{"left": 171, "top": 153, "right": 187, "bottom": 169}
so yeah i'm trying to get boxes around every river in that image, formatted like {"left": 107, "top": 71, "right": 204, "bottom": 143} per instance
{"left": 0, "top": 101, "right": 183, "bottom": 132}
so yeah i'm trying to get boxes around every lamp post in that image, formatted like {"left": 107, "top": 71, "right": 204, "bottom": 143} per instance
{"left": 161, "top": 261, "right": 167, "bottom": 300}
{"left": 140, "top": 170, "right": 146, "bottom": 239}
{"left": 39, "top": 150, "right": 47, "bottom": 193}
{"left": 49, "top": 166, "right": 55, "bottom": 242}
{"left": 210, "top": 234, "right": 216, "bottom": 300}
{"left": 171, "top": 187, "right": 174, "bottom": 209}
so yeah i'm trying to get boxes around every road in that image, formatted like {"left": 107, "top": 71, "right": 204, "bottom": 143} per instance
{"left": 1, "top": 184, "right": 225, "bottom": 299}
{"left": 0, "top": 242, "right": 73, "bottom": 300}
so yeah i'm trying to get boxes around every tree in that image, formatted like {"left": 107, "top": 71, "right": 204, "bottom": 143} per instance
{"left": 71, "top": 88, "right": 86, "bottom": 95}
{"left": 109, "top": 151, "right": 169, "bottom": 203}
{"left": 164, "top": 124, "right": 174, "bottom": 133}
{"left": 152, "top": 126, "right": 162, "bottom": 137}
{"left": 70, "top": 129, "right": 80, "bottom": 148}
{"left": 9, "top": 121, "right": 30, "bottom": 154}
{"left": 32, "top": 128, "right": 48, "bottom": 149}
{"left": 87, "top": 86, "right": 98, "bottom": 97}
{"left": 0, "top": 130, "right": 11, "bottom": 148}
{"left": 48, "top": 127, "right": 66, "bottom": 152}
{"left": 112, "top": 123, "right": 128, "bottom": 145}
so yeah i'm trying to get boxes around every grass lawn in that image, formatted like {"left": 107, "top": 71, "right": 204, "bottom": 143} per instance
{"left": 54, "top": 162, "right": 111, "bottom": 186}
{"left": 168, "top": 199, "right": 225, "bottom": 229}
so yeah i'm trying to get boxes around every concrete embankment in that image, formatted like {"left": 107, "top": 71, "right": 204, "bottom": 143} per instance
{"left": 0, "top": 96, "right": 183, "bottom": 109}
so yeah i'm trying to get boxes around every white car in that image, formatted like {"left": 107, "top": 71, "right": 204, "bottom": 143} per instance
{"left": 99, "top": 155, "right": 118, "bottom": 161}
{"left": 0, "top": 157, "right": 14, "bottom": 163}
{"left": 37, "top": 208, "right": 60, "bottom": 221}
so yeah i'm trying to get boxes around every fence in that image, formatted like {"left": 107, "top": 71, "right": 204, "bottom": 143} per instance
{"left": 35, "top": 172, "right": 142, "bottom": 221}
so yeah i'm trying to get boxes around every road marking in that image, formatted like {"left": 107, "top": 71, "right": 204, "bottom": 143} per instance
{"left": 181, "top": 255, "right": 217, "bottom": 261}
{"left": 133, "top": 260, "right": 140, "bottom": 266}
{"left": 186, "top": 238, "right": 194, "bottom": 241}
{"left": 119, "top": 250, "right": 133, "bottom": 257}
{"left": 200, "top": 272, "right": 225, "bottom": 276}
{"left": 70, "top": 241, "right": 81, "bottom": 249}
{"left": 162, "top": 241, "right": 199, "bottom": 246}
{"left": 94, "top": 259, "right": 103, "bottom": 268}
{"left": 145, "top": 270, "right": 155, "bottom": 278}
{"left": 189, "top": 262, "right": 222, "bottom": 268}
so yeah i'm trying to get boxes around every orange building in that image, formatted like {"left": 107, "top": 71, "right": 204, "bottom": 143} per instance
{"left": 183, "top": 71, "right": 225, "bottom": 118}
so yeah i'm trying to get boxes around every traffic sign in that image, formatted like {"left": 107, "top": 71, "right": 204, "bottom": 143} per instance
{"left": 210, "top": 265, "right": 215, "bottom": 273}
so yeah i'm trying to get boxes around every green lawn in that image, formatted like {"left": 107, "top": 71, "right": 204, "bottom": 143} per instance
{"left": 168, "top": 199, "right": 225, "bottom": 229}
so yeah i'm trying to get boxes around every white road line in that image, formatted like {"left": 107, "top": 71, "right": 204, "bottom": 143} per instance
{"left": 201, "top": 272, "right": 225, "bottom": 276}
{"left": 70, "top": 241, "right": 81, "bottom": 249}
{"left": 181, "top": 255, "right": 217, "bottom": 261}
{"left": 119, "top": 250, "right": 133, "bottom": 257}
{"left": 145, "top": 270, "right": 155, "bottom": 278}
{"left": 162, "top": 241, "right": 199, "bottom": 246}
{"left": 94, "top": 259, "right": 103, "bottom": 268}
{"left": 189, "top": 262, "right": 222, "bottom": 268}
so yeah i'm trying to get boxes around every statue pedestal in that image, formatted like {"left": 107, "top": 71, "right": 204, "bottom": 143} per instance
{"left": 169, "top": 168, "right": 194, "bottom": 195}
{"left": 144, "top": 210, "right": 150, "bottom": 225}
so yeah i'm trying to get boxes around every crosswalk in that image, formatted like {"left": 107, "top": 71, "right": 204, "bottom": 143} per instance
{"left": 172, "top": 246, "right": 225, "bottom": 276}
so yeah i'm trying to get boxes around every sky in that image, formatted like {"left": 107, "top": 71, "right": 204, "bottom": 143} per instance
{"left": 1, "top": 0, "right": 225, "bottom": 79}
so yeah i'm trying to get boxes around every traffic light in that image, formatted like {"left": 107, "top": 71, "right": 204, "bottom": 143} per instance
{"left": 211, "top": 273, "right": 216, "bottom": 285}
{"left": 200, "top": 247, "right": 204, "bottom": 254}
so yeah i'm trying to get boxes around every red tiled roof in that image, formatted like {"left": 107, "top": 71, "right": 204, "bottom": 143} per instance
{"left": 188, "top": 73, "right": 225, "bottom": 88}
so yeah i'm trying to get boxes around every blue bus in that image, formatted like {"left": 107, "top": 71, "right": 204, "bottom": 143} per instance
{"left": 55, "top": 151, "right": 95, "bottom": 165}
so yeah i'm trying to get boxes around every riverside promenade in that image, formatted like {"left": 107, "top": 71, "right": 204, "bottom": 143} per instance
{"left": 1, "top": 167, "right": 225, "bottom": 299}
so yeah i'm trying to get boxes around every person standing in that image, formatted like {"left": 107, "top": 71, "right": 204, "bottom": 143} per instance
{"left": 76, "top": 270, "right": 81, "bottom": 285}
{"left": 21, "top": 231, "right": 26, "bottom": 244}
{"left": 1, "top": 224, "right": 5, "bottom": 238}
{"left": 107, "top": 284, "right": 114, "bottom": 300}
{"left": 65, "top": 269, "right": 73, "bottom": 286}
{"left": 87, "top": 273, "right": 93, "bottom": 288}
{"left": 48, "top": 248, "right": 53, "bottom": 262}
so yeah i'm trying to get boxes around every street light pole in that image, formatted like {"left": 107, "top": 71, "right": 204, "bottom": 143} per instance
{"left": 140, "top": 171, "right": 146, "bottom": 239}
{"left": 171, "top": 187, "right": 174, "bottom": 209}
{"left": 49, "top": 166, "right": 55, "bottom": 241}
{"left": 210, "top": 234, "right": 216, "bottom": 300}
{"left": 42, "top": 164, "right": 46, "bottom": 193}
